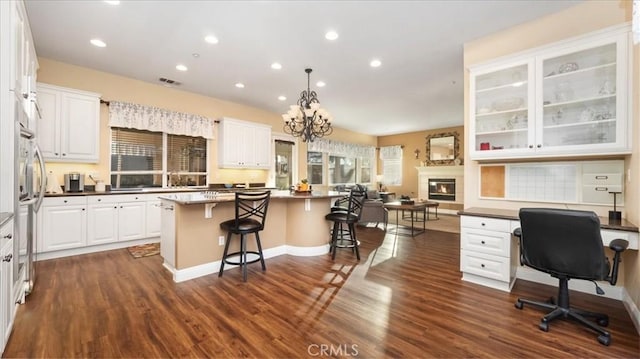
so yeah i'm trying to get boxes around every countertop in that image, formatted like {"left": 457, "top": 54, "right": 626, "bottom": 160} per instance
{"left": 459, "top": 207, "right": 639, "bottom": 233}
{"left": 44, "top": 187, "right": 275, "bottom": 197}
{"left": 158, "top": 190, "right": 344, "bottom": 205}
{"left": 0, "top": 212, "right": 14, "bottom": 229}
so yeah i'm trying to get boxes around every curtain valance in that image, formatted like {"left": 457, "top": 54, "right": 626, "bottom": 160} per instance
{"left": 108, "top": 101, "right": 215, "bottom": 139}
{"left": 379, "top": 145, "right": 403, "bottom": 160}
{"left": 307, "top": 138, "right": 375, "bottom": 158}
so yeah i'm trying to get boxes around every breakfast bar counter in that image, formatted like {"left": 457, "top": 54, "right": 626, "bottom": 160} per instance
{"left": 157, "top": 190, "right": 344, "bottom": 282}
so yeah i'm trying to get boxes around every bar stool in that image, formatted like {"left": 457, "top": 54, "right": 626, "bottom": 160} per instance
{"left": 218, "top": 191, "right": 271, "bottom": 282}
{"left": 325, "top": 189, "right": 366, "bottom": 260}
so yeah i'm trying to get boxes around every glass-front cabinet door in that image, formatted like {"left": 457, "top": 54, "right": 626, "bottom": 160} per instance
{"left": 470, "top": 61, "right": 535, "bottom": 159}
{"left": 469, "top": 25, "right": 630, "bottom": 161}
{"left": 537, "top": 35, "right": 628, "bottom": 154}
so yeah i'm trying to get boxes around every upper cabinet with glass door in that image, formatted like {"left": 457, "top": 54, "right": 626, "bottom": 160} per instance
{"left": 470, "top": 24, "right": 631, "bottom": 161}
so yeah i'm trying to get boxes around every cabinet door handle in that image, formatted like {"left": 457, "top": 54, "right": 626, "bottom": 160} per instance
{"left": 55, "top": 152, "right": 59, "bottom": 156}
{"left": 3, "top": 234, "right": 12, "bottom": 239}
{"left": 3, "top": 254, "right": 12, "bottom": 262}
{"left": 64, "top": 200, "right": 68, "bottom": 203}
{"left": 537, "top": 144, "right": 542, "bottom": 148}
{"left": 481, "top": 223, "right": 486, "bottom": 226}
{"left": 595, "top": 175, "right": 608, "bottom": 180}
{"left": 114, "top": 206, "right": 117, "bottom": 209}
{"left": 98, "top": 198, "right": 101, "bottom": 202}
{"left": 62, "top": 153, "right": 66, "bottom": 156}
{"left": 481, "top": 240, "right": 485, "bottom": 244}
{"left": 480, "top": 263, "right": 485, "bottom": 268}
{"left": 528, "top": 145, "right": 533, "bottom": 149}
{"left": 82, "top": 208, "right": 85, "bottom": 211}
{"left": 595, "top": 187, "right": 608, "bottom": 191}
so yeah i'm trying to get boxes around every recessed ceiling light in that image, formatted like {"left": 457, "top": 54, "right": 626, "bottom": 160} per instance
{"left": 192, "top": 53, "right": 200, "bottom": 58}
{"left": 235, "top": 83, "right": 245, "bottom": 88}
{"left": 104, "top": 0, "right": 120, "bottom": 5}
{"left": 325, "top": 31, "right": 339, "bottom": 41}
{"left": 271, "top": 62, "right": 282, "bottom": 70}
{"left": 278, "top": 95, "right": 286, "bottom": 101}
{"left": 90, "top": 39, "right": 106, "bottom": 48}
{"left": 370, "top": 59, "right": 382, "bottom": 68}
{"left": 316, "top": 81, "right": 326, "bottom": 87}
{"left": 205, "top": 35, "right": 219, "bottom": 44}
{"left": 176, "top": 64, "right": 188, "bottom": 72}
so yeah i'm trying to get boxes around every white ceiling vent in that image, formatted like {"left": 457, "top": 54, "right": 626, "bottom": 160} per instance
{"left": 158, "top": 77, "right": 181, "bottom": 86}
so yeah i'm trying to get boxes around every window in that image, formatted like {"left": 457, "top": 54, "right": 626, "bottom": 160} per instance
{"left": 380, "top": 145, "right": 403, "bottom": 186}
{"left": 110, "top": 128, "right": 208, "bottom": 189}
{"left": 329, "top": 155, "right": 356, "bottom": 184}
{"left": 307, "top": 151, "right": 324, "bottom": 185}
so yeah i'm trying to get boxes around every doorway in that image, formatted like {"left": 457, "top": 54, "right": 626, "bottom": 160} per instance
{"left": 275, "top": 140, "right": 294, "bottom": 190}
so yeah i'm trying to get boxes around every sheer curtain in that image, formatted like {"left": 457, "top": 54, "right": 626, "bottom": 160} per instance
{"left": 108, "top": 101, "right": 215, "bottom": 139}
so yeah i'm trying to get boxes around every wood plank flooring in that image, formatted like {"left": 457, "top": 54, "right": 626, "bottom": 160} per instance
{"left": 3, "top": 226, "right": 639, "bottom": 358}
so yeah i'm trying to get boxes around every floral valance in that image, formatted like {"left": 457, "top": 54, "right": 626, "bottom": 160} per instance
{"left": 108, "top": 101, "right": 215, "bottom": 139}
{"left": 379, "top": 145, "right": 403, "bottom": 160}
{"left": 307, "top": 138, "right": 375, "bottom": 158}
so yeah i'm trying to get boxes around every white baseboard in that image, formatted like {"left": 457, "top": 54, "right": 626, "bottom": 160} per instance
{"left": 169, "top": 244, "right": 329, "bottom": 282}
{"left": 622, "top": 288, "right": 640, "bottom": 335}
{"left": 516, "top": 266, "right": 623, "bottom": 300}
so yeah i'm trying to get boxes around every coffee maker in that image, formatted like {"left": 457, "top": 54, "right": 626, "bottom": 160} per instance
{"left": 64, "top": 172, "right": 85, "bottom": 192}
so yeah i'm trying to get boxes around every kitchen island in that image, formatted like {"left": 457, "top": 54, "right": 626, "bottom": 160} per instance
{"left": 158, "top": 190, "right": 344, "bottom": 282}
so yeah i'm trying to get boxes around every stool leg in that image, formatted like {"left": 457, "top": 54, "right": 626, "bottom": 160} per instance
{"left": 349, "top": 223, "right": 360, "bottom": 260}
{"left": 255, "top": 232, "right": 266, "bottom": 271}
{"left": 241, "top": 234, "right": 248, "bottom": 282}
{"left": 218, "top": 232, "right": 232, "bottom": 277}
{"left": 331, "top": 222, "right": 340, "bottom": 260}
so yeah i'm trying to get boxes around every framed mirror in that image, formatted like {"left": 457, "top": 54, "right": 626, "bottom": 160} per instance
{"left": 425, "top": 132, "right": 461, "bottom": 166}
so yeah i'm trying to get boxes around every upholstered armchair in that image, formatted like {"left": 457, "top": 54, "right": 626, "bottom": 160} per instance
{"left": 358, "top": 190, "right": 388, "bottom": 230}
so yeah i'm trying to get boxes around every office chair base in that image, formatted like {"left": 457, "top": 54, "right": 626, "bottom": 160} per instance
{"left": 515, "top": 296, "right": 612, "bottom": 346}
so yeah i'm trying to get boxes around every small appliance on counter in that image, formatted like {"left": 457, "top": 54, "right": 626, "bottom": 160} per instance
{"left": 45, "top": 171, "right": 63, "bottom": 194}
{"left": 64, "top": 172, "right": 85, "bottom": 192}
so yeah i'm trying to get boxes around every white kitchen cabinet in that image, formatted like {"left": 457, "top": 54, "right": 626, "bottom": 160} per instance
{"left": 470, "top": 24, "right": 631, "bottom": 160}
{"left": 87, "top": 195, "right": 146, "bottom": 246}
{"left": 36, "top": 83, "right": 100, "bottom": 163}
{"left": 0, "top": 219, "right": 14, "bottom": 355}
{"left": 217, "top": 117, "right": 272, "bottom": 169}
{"left": 39, "top": 197, "right": 87, "bottom": 252}
{"left": 160, "top": 200, "right": 176, "bottom": 267}
{"left": 145, "top": 198, "right": 162, "bottom": 238}
{"left": 460, "top": 215, "right": 518, "bottom": 292}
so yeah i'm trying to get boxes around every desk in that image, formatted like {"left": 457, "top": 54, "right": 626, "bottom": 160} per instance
{"left": 384, "top": 201, "right": 427, "bottom": 237}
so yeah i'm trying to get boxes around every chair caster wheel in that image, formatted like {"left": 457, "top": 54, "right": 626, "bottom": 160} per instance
{"left": 515, "top": 301, "right": 523, "bottom": 310}
{"left": 597, "top": 318, "right": 609, "bottom": 327}
{"left": 539, "top": 322, "right": 549, "bottom": 332}
{"left": 597, "top": 334, "right": 611, "bottom": 346}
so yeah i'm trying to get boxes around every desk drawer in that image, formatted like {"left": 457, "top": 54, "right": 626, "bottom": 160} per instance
{"left": 461, "top": 216, "right": 510, "bottom": 232}
{"left": 460, "top": 250, "right": 510, "bottom": 282}
{"left": 461, "top": 228, "right": 510, "bottom": 257}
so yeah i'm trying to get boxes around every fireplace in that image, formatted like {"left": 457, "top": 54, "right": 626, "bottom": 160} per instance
{"left": 428, "top": 178, "right": 456, "bottom": 201}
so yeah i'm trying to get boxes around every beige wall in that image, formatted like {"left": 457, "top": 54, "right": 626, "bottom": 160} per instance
{"left": 377, "top": 126, "right": 464, "bottom": 210}
{"left": 36, "top": 58, "right": 376, "bottom": 187}
{"left": 464, "top": 1, "right": 640, "bottom": 313}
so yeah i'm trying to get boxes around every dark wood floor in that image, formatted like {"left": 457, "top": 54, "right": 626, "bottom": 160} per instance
{"left": 3, "top": 226, "right": 639, "bottom": 358}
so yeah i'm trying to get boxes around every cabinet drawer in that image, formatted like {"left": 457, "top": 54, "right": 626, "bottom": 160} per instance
{"left": 461, "top": 228, "right": 511, "bottom": 257}
{"left": 461, "top": 216, "right": 510, "bottom": 232}
{"left": 601, "top": 229, "right": 638, "bottom": 250}
{"left": 582, "top": 173, "right": 622, "bottom": 186}
{"left": 43, "top": 196, "right": 87, "bottom": 206}
{"left": 87, "top": 194, "right": 146, "bottom": 205}
{"left": 460, "top": 250, "right": 510, "bottom": 282}
{"left": 582, "top": 185, "right": 622, "bottom": 204}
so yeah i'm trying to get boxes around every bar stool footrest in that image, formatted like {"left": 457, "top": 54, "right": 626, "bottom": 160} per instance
{"left": 222, "top": 251, "right": 263, "bottom": 265}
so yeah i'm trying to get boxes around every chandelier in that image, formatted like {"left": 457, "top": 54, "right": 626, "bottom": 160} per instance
{"left": 282, "top": 68, "right": 333, "bottom": 142}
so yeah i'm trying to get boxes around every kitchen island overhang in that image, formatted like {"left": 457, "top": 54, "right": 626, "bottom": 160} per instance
{"left": 157, "top": 191, "right": 345, "bottom": 282}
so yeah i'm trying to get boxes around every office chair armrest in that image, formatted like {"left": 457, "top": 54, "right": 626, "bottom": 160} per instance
{"left": 607, "top": 239, "right": 628, "bottom": 286}
{"left": 609, "top": 238, "right": 629, "bottom": 253}
{"left": 513, "top": 228, "right": 522, "bottom": 237}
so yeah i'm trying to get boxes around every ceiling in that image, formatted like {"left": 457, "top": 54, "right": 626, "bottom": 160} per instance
{"left": 25, "top": 0, "right": 582, "bottom": 137}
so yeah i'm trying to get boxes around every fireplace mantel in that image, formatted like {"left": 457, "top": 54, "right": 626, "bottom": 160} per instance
{"left": 416, "top": 166, "right": 464, "bottom": 176}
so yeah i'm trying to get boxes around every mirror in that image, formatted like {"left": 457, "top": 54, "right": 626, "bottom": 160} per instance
{"left": 425, "top": 132, "right": 461, "bottom": 166}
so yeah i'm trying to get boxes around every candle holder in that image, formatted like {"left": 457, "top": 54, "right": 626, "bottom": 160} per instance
{"left": 608, "top": 191, "right": 621, "bottom": 223}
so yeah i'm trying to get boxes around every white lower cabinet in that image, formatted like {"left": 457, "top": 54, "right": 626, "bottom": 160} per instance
{"left": 39, "top": 197, "right": 87, "bottom": 252}
{"left": 1, "top": 220, "right": 15, "bottom": 355}
{"left": 460, "top": 215, "right": 518, "bottom": 292}
{"left": 145, "top": 199, "right": 162, "bottom": 238}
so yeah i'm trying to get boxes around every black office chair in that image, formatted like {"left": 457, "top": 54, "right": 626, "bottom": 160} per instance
{"left": 513, "top": 208, "right": 628, "bottom": 346}
{"left": 325, "top": 188, "right": 366, "bottom": 260}
{"left": 219, "top": 191, "right": 271, "bottom": 282}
